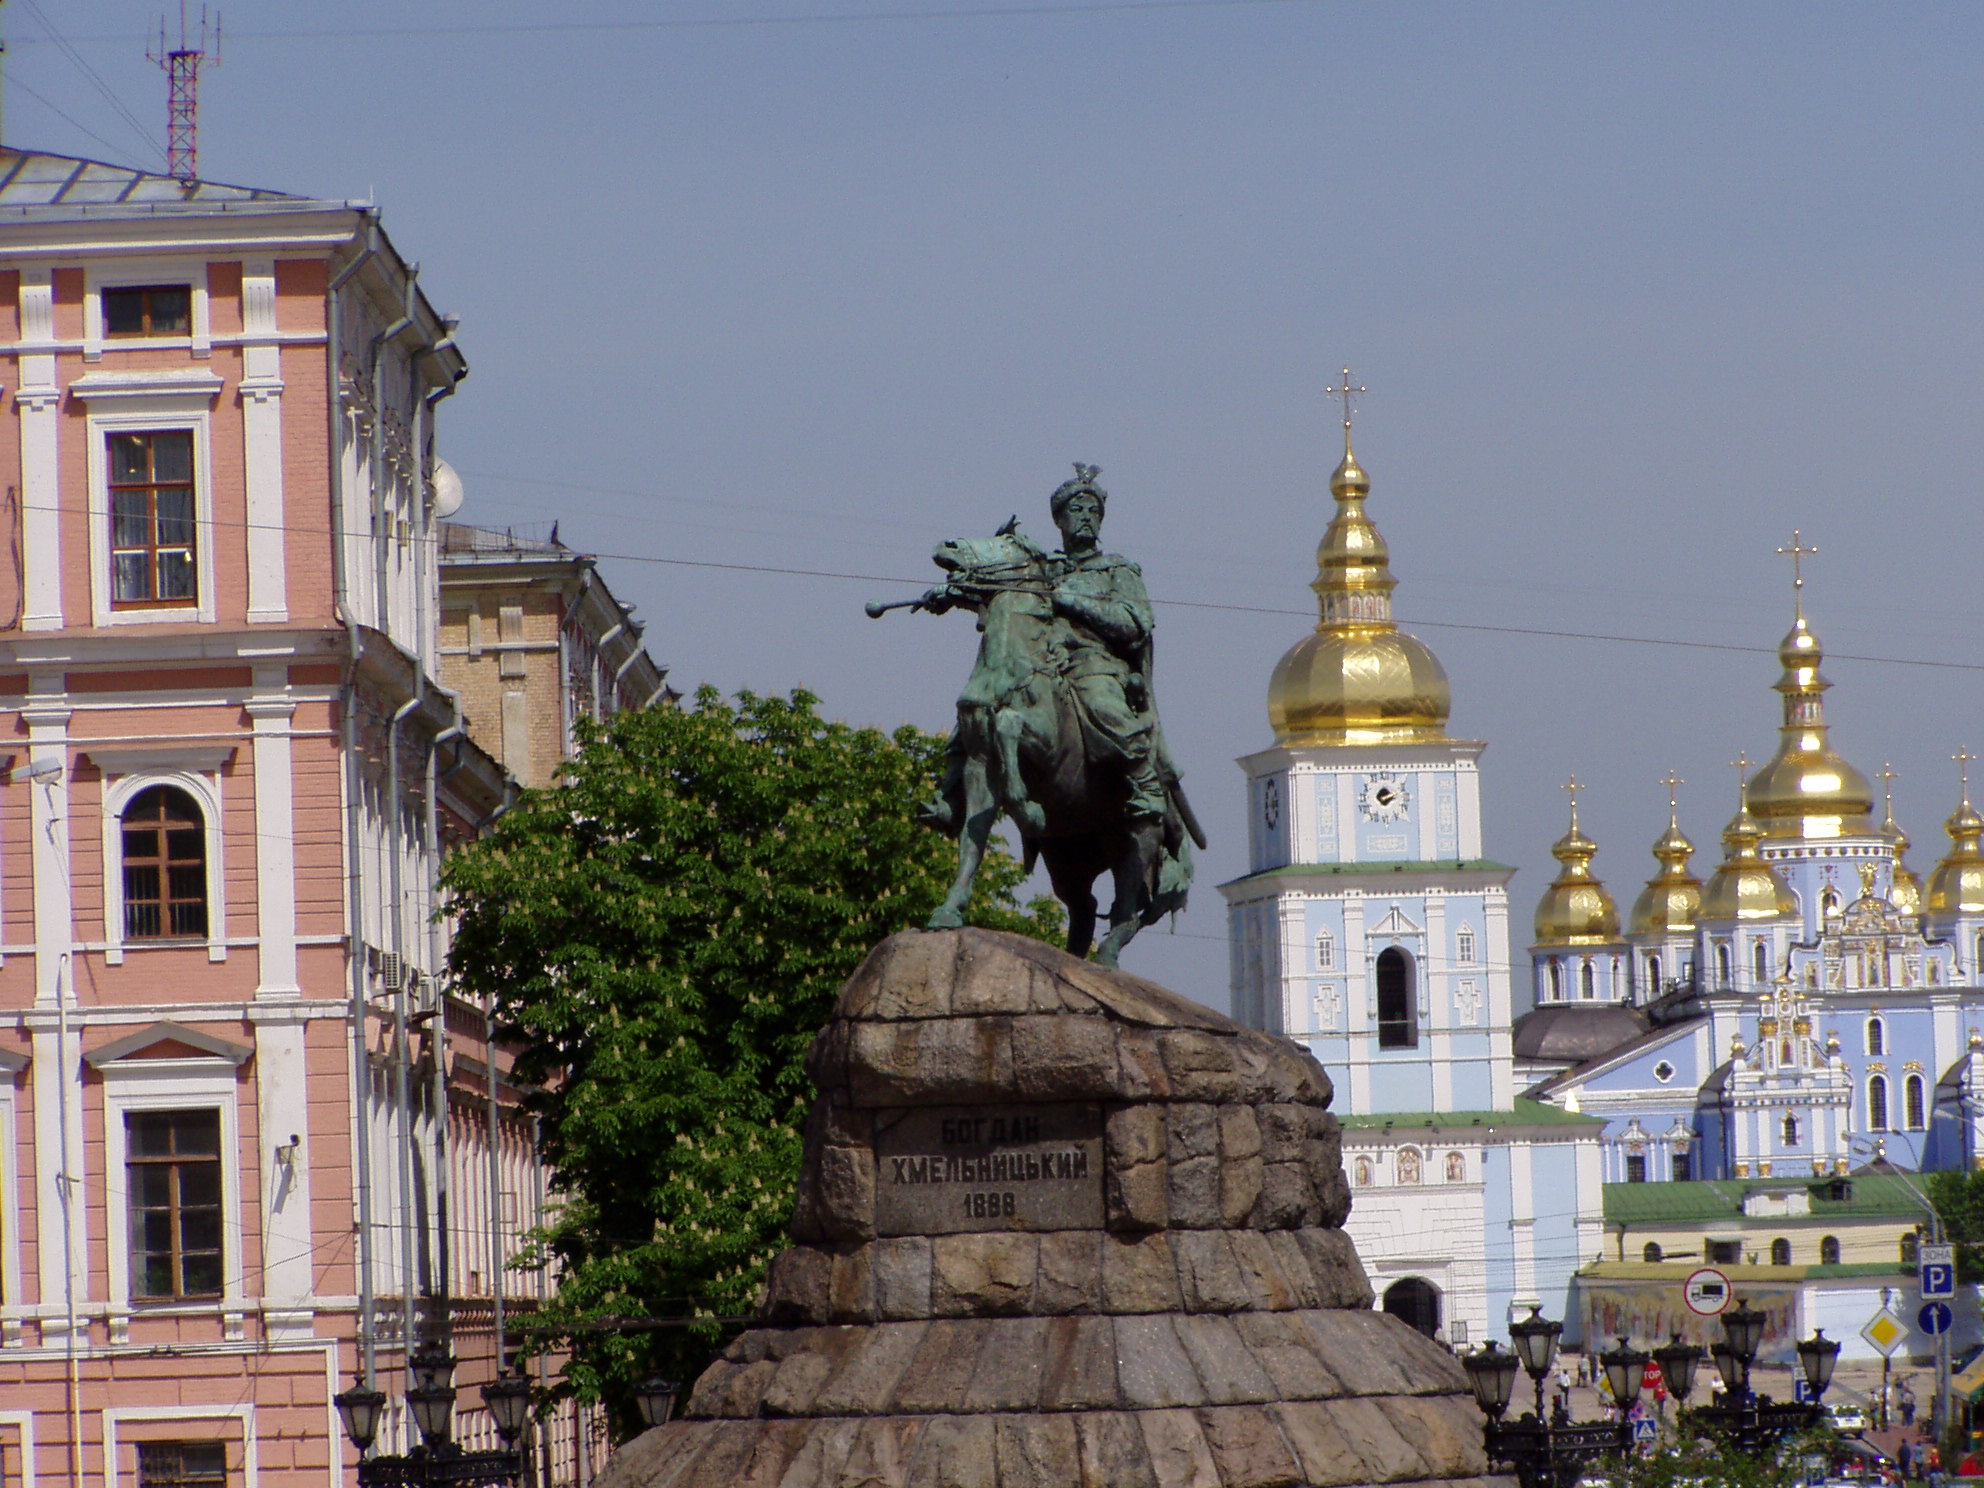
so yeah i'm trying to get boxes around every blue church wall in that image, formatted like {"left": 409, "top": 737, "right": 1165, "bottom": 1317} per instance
{"left": 1450, "top": 1059, "right": 1494, "bottom": 1109}
{"left": 1368, "top": 1060, "right": 1436, "bottom": 1111}
{"left": 1481, "top": 1143, "right": 1517, "bottom": 1334}
{"left": 1531, "top": 1144, "right": 1587, "bottom": 1336}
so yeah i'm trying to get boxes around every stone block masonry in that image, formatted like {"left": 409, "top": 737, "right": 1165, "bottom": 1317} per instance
{"left": 598, "top": 928, "right": 1509, "bottom": 1488}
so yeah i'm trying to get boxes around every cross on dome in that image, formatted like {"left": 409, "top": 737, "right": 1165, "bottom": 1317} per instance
{"left": 1325, "top": 367, "right": 1366, "bottom": 451}
{"left": 1776, "top": 530, "right": 1818, "bottom": 617}
{"left": 1660, "top": 770, "right": 1684, "bottom": 810}
{"left": 1561, "top": 773, "right": 1585, "bottom": 829}
{"left": 1956, "top": 748, "right": 1978, "bottom": 803}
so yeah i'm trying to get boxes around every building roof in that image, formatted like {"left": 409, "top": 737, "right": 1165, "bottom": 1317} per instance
{"left": 1580, "top": 1260, "right": 1910, "bottom": 1283}
{"left": 1602, "top": 1175, "right": 1928, "bottom": 1225}
{"left": 1512, "top": 1002, "right": 1649, "bottom": 1064}
{"left": 0, "top": 147, "right": 315, "bottom": 214}
{"left": 1337, "top": 1098, "right": 1604, "bottom": 1132}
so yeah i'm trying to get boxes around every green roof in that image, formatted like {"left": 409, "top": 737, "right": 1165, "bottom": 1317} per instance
{"left": 1581, "top": 1259, "right": 1912, "bottom": 1282}
{"left": 1338, "top": 1098, "right": 1604, "bottom": 1132}
{"left": 1227, "top": 859, "right": 1515, "bottom": 884}
{"left": 1602, "top": 1175, "right": 1930, "bottom": 1225}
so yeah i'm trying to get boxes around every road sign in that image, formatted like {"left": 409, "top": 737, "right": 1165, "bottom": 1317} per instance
{"left": 1920, "top": 1301, "right": 1954, "bottom": 1336}
{"left": 1863, "top": 1308, "right": 1909, "bottom": 1355}
{"left": 1684, "top": 1267, "right": 1731, "bottom": 1316}
{"left": 1632, "top": 1417, "right": 1658, "bottom": 1444}
{"left": 1793, "top": 1378, "right": 1819, "bottom": 1404}
{"left": 1922, "top": 1243, "right": 1956, "bottom": 1299}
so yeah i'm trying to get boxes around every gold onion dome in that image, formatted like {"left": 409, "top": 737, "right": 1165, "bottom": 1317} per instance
{"left": 1927, "top": 760, "right": 1984, "bottom": 915}
{"left": 1268, "top": 432, "right": 1451, "bottom": 746}
{"left": 1630, "top": 794, "right": 1702, "bottom": 935}
{"left": 1744, "top": 603, "right": 1874, "bottom": 840}
{"left": 1701, "top": 787, "right": 1797, "bottom": 920}
{"left": 1533, "top": 786, "right": 1621, "bottom": 945}
{"left": 1880, "top": 767, "right": 1924, "bottom": 915}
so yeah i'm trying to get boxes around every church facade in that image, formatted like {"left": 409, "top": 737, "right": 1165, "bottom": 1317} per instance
{"left": 1221, "top": 409, "right": 1604, "bottom": 1348}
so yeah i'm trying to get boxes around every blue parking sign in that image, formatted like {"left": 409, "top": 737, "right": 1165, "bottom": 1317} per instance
{"left": 1922, "top": 1244, "right": 1956, "bottom": 1300}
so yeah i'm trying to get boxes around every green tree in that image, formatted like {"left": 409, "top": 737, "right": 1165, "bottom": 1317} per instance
{"left": 441, "top": 687, "right": 1061, "bottom": 1434}
{"left": 1926, "top": 1167, "right": 1984, "bottom": 1282}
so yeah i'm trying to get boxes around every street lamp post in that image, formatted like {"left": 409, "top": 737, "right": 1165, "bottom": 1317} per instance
{"left": 1673, "top": 1301, "right": 1838, "bottom": 1454}
{"left": 334, "top": 1343, "right": 532, "bottom": 1488}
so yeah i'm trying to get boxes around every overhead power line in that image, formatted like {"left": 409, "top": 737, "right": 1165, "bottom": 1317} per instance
{"left": 26, "top": 1, "right": 1329, "bottom": 46}
{"left": 19, "top": 0, "right": 166, "bottom": 166}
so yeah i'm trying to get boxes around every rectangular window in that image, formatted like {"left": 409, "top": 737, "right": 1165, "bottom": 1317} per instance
{"left": 1625, "top": 1153, "right": 1647, "bottom": 1183}
{"left": 104, "top": 284, "right": 192, "bottom": 337}
{"left": 1671, "top": 1153, "right": 1692, "bottom": 1182}
{"left": 128, "top": 1109, "right": 223, "bottom": 1299}
{"left": 138, "top": 1441, "right": 227, "bottom": 1488}
{"left": 1705, "top": 1239, "right": 1741, "bottom": 1265}
{"left": 108, "top": 431, "right": 198, "bottom": 608}
{"left": 1456, "top": 928, "right": 1475, "bottom": 963}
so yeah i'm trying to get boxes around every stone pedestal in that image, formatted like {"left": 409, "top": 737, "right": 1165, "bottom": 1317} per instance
{"left": 599, "top": 929, "right": 1506, "bottom": 1488}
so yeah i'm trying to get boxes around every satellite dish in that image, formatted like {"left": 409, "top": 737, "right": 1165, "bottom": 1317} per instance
{"left": 430, "top": 459, "right": 465, "bottom": 518}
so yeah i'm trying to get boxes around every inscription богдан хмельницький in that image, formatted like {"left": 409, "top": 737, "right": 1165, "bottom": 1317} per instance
{"left": 872, "top": 1103, "right": 1104, "bottom": 1235}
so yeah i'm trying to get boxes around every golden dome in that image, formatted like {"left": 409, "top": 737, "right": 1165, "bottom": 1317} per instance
{"left": 1879, "top": 765, "right": 1924, "bottom": 915}
{"left": 1701, "top": 788, "right": 1798, "bottom": 920}
{"left": 1533, "top": 785, "right": 1622, "bottom": 945}
{"left": 1267, "top": 436, "right": 1451, "bottom": 747}
{"left": 1630, "top": 788, "right": 1702, "bottom": 936}
{"left": 1927, "top": 760, "right": 1984, "bottom": 915}
{"left": 1744, "top": 606, "right": 1874, "bottom": 840}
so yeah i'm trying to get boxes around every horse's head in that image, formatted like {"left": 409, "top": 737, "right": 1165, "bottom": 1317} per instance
{"left": 933, "top": 526, "right": 1044, "bottom": 582}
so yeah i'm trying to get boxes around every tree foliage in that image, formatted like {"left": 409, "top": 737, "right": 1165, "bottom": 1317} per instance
{"left": 1926, "top": 1166, "right": 1983, "bottom": 1281}
{"left": 440, "top": 687, "right": 1062, "bottom": 1431}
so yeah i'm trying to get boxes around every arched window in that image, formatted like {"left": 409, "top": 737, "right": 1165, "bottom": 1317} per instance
{"left": 1782, "top": 1114, "right": 1799, "bottom": 1147}
{"left": 1753, "top": 939, "right": 1770, "bottom": 979}
{"left": 121, "top": 785, "right": 208, "bottom": 939}
{"left": 1445, "top": 1152, "right": 1466, "bottom": 1183}
{"left": 1382, "top": 1277, "right": 1441, "bottom": 1340}
{"left": 1456, "top": 926, "right": 1475, "bottom": 963}
{"left": 1901, "top": 1232, "right": 1920, "bottom": 1266}
{"left": 1905, "top": 1074, "right": 1927, "bottom": 1131}
{"left": 1868, "top": 1075, "right": 1890, "bottom": 1132}
{"left": 1395, "top": 1147, "right": 1422, "bottom": 1185}
{"left": 1643, "top": 1242, "right": 1664, "bottom": 1263}
{"left": 1548, "top": 959, "right": 1563, "bottom": 1001}
{"left": 1580, "top": 960, "right": 1596, "bottom": 1000}
{"left": 1820, "top": 1235, "right": 1841, "bottom": 1265}
{"left": 1377, "top": 948, "right": 1417, "bottom": 1048}
{"left": 1315, "top": 929, "right": 1335, "bottom": 971}
{"left": 1867, "top": 1017, "right": 1885, "bottom": 1056}
{"left": 1823, "top": 887, "right": 1840, "bottom": 916}
{"left": 1717, "top": 942, "right": 1732, "bottom": 984}
{"left": 1646, "top": 954, "right": 1662, "bottom": 992}
{"left": 1770, "top": 1238, "right": 1791, "bottom": 1266}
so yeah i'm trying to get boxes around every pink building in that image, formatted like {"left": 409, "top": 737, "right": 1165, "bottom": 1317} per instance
{"left": 0, "top": 149, "right": 590, "bottom": 1486}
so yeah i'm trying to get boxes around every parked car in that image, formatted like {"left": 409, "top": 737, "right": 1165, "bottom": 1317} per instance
{"left": 1825, "top": 1402, "right": 1870, "bottom": 1433}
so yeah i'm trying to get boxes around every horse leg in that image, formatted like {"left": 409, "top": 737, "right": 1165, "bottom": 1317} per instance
{"left": 993, "top": 706, "right": 1045, "bottom": 835}
{"left": 926, "top": 755, "right": 998, "bottom": 930}
{"left": 1095, "top": 820, "right": 1162, "bottom": 969}
{"left": 1044, "top": 848, "right": 1099, "bottom": 960}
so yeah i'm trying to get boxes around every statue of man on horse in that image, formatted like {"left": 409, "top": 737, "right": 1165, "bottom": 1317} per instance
{"left": 867, "top": 464, "right": 1205, "bottom": 967}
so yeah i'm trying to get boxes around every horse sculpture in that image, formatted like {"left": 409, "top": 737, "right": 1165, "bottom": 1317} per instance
{"left": 870, "top": 518, "right": 1203, "bottom": 968}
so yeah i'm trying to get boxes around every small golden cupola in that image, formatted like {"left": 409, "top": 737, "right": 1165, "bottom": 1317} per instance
{"left": 1701, "top": 768, "right": 1798, "bottom": 921}
{"left": 1630, "top": 771, "right": 1703, "bottom": 935}
{"left": 1927, "top": 750, "right": 1984, "bottom": 916}
{"left": 1743, "top": 532, "right": 1874, "bottom": 840}
{"left": 1268, "top": 372, "right": 1451, "bottom": 746}
{"left": 1878, "top": 764, "right": 1924, "bottom": 916}
{"left": 1533, "top": 778, "right": 1622, "bottom": 945}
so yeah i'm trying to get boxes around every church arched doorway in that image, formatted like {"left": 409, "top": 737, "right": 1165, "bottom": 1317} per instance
{"left": 1376, "top": 948, "right": 1417, "bottom": 1048}
{"left": 1383, "top": 1277, "right": 1442, "bottom": 1340}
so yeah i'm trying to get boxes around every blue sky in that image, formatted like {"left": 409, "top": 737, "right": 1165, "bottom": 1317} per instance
{"left": 17, "top": 1, "right": 1984, "bottom": 1004}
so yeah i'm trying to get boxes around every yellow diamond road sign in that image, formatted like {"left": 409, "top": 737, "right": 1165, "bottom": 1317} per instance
{"left": 1862, "top": 1309, "right": 1908, "bottom": 1356}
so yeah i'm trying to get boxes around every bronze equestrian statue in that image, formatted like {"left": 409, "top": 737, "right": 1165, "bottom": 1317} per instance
{"left": 868, "top": 465, "right": 1204, "bottom": 967}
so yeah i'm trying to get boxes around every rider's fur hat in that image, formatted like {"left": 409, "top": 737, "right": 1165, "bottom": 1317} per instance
{"left": 1050, "top": 463, "right": 1107, "bottom": 523}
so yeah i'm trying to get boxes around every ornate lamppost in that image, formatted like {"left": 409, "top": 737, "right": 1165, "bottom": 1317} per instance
{"left": 1461, "top": 1310, "right": 1643, "bottom": 1488}
{"left": 1656, "top": 1303, "right": 1840, "bottom": 1455}
{"left": 632, "top": 1377, "right": 683, "bottom": 1432}
{"left": 334, "top": 1342, "right": 534, "bottom": 1487}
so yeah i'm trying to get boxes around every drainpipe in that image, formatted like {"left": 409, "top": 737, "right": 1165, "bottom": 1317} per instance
{"left": 386, "top": 688, "right": 422, "bottom": 1366}
{"left": 422, "top": 687, "right": 463, "bottom": 1336}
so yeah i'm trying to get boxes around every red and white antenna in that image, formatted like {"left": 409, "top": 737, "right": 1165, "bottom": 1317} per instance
{"left": 147, "top": 3, "right": 221, "bottom": 182}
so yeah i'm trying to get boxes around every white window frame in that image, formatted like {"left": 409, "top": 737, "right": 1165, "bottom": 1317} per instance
{"left": 1315, "top": 928, "right": 1335, "bottom": 971}
{"left": 83, "top": 256, "right": 212, "bottom": 360}
{"left": 1867, "top": 1016, "right": 1886, "bottom": 1056}
{"left": 96, "top": 761, "right": 229, "bottom": 965}
{"left": 1455, "top": 925, "right": 1476, "bottom": 964}
{"left": 0, "top": 1070, "right": 20, "bottom": 1323}
{"left": 1904, "top": 1073, "right": 1927, "bottom": 1132}
{"left": 1868, "top": 1074, "right": 1890, "bottom": 1132}
{"left": 101, "top": 1059, "right": 242, "bottom": 1314}
{"left": 105, "top": 1406, "right": 256, "bottom": 1488}
{"left": 78, "top": 390, "right": 222, "bottom": 627}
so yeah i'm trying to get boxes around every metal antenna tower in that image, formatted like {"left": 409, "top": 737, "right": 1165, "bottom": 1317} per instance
{"left": 147, "top": 3, "right": 220, "bottom": 182}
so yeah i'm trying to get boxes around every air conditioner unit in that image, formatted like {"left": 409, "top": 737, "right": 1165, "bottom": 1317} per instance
{"left": 378, "top": 950, "right": 404, "bottom": 990}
